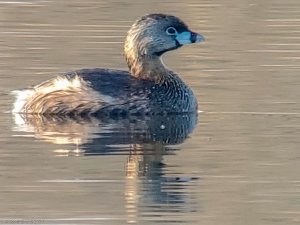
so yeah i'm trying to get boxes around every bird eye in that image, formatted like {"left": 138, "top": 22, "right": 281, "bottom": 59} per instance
{"left": 166, "top": 27, "right": 177, "bottom": 35}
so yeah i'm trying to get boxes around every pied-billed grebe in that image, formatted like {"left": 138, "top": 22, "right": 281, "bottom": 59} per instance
{"left": 12, "top": 13, "right": 204, "bottom": 116}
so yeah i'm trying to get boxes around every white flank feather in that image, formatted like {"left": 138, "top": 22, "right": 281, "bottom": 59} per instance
{"left": 11, "top": 75, "right": 86, "bottom": 113}
{"left": 11, "top": 89, "right": 35, "bottom": 113}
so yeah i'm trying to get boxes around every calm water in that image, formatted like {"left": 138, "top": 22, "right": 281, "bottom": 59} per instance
{"left": 0, "top": 0, "right": 300, "bottom": 224}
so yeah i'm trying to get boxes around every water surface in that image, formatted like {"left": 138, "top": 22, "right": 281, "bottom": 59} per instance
{"left": 0, "top": 0, "right": 299, "bottom": 224}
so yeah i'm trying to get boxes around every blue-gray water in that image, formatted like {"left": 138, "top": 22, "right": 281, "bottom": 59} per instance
{"left": 0, "top": 0, "right": 299, "bottom": 224}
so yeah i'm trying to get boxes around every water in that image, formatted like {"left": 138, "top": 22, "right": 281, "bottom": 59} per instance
{"left": 0, "top": 0, "right": 299, "bottom": 224}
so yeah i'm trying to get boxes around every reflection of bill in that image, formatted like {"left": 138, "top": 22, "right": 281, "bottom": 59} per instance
{"left": 125, "top": 142, "right": 199, "bottom": 223}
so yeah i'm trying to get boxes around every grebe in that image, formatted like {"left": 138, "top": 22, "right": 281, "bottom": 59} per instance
{"left": 13, "top": 14, "right": 204, "bottom": 116}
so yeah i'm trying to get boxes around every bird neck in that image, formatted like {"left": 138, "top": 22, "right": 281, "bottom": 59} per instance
{"left": 127, "top": 54, "right": 170, "bottom": 83}
{"left": 124, "top": 35, "right": 173, "bottom": 83}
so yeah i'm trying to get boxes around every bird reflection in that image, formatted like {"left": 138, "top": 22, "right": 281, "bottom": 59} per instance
{"left": 13, "top": 112, "right": 198, "bottom": 223}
